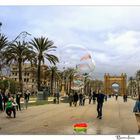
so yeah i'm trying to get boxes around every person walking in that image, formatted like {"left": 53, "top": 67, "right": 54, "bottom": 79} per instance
{"left": 24, "top": 90, "right": 30, "bottom": 109}
{"left": 68, "top": 92, "right": 73, "bottom": 107}
{"left": 3, "top": 93, "right": 8, "bottom": 111}
{"left": 125, "top": 94, "right": 128, "bottom": 102}
{"left": 123, "top": 94, "right": 127, "bottom": 102}
{"left": 96, "top": 90, "right": 105, "bottom": 119}
{"left": 73, "top": 92, "right": 78, "bottom": 107}
{"left": 133, "top": 95, "right": 140, "bottom": 133}
{"left": 82, "top": 94, "right": 86, "bottom": 106}
{"left": 53, "top": 93, "right": 57, "bottom": 104}
{"left": 56, "top": 90, "right": 60, "bottom": 104}
{"left": 104, "top": 94, "right": 107, "bottom": 101}
{"left": 92, "top": 91, "right": 96, "bottom": 104}
{"left": 0, "top": 90, "right": 3, "bottom": 111}
{"left": 88, "top": 92, "right": 92, "bottom": 104}
{"left": 79, "top": 93, "right": 83, "bottom": 106}
{"left": 115, "top": 93, "right": 118, "bottom": 101}
{"left": 16, "top": 91, "right": 21, "bottom": 111}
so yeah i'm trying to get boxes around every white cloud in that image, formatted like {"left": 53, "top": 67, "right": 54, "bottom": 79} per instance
{"left": 104, "top": 30, "right": 140, "bottom": 57}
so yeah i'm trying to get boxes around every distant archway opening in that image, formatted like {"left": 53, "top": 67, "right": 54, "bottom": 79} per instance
{"left": 112, "top": 83, "right": 120, "bottom": 94}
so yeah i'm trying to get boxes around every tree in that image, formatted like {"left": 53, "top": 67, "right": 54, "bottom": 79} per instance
{"left": 0, "top": 34, "right": 8, "bottom": 74}
{"left": 29, "top": 37, "right": 59, "bottom": 91}
{"left": 0, "top": 78, "right": 19, "bottom": 94}
{"left": 66, "top": 68, "right": 76, "bottom": 94}
{"left": 3, "top": 41, "right": 34, "bottom": 92}
{"left": 0, "top": 33, "right": 8, "bottom": 50}
{"left": 48, "top": 66, "right": 58, "bottom": 95}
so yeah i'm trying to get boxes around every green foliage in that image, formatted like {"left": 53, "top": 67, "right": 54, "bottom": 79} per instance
{"left": 0, "top": 79, "right": 19, "bottom": 94}
{"left": 30, "top": 37, "right": 59, "bottom": 91}
{"left": 0, "top": 33, "right": 8, "bottom": 50}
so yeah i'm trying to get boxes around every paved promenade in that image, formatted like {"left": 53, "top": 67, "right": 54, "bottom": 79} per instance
{"left": 0, "top": 97, "right": 138, "bottom": 135}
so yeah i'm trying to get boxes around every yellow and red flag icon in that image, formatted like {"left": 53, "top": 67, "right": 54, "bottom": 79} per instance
{"left": 73, "top": 123, "right": 88, "bottom": 133}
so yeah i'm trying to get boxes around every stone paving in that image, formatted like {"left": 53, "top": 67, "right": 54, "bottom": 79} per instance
{"left": 0, "top": 96, "right": 139, "bottom": 135}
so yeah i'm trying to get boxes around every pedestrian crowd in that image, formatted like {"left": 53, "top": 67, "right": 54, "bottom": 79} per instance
{"left": 1, "top": 87, "right": 140, "bottom": 134}
{"left": 68, "top": 89, "right": 106, "bottom": 119}
{"left": 0, "top": 89, "right": 30, "bottom": 118}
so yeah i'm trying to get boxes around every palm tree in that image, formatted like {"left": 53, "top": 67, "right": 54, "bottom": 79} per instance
{"left": 0, "top": 34, "right": 8, "bottom": 50}
{"left": 48, "top": 66, "right": 58, "bottom": 95}
{"left": 55, "top": 71, "right": 62, "bottom": 92}
{"left": 65, "top": 68, "right": 76, "bottom": 94}
{"left": 0, "top": 34, "right": 8, "bottom": 74}
{"left": 39, "top": 65, "right": 48, "bottom": 86}
{"left": 4, "top": 41, "right": 34, "bottom": 92}
{"left": 29, "top": 37, "right": 59, "bottom": 91}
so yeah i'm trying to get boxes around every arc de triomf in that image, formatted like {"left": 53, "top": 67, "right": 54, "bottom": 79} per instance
{"left": 104, "top": 73, "right": 127, "bottom": 95}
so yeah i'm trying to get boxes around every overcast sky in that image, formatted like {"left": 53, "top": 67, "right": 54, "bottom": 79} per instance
{"left": 1, "top": 6, "right": 140, "bottom": 80}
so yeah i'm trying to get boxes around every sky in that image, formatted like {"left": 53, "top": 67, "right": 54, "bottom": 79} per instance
{"left": 1, "top": 6, "right": 140, "bottom": 80}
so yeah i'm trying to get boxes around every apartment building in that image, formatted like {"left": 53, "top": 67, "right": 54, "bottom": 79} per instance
{"left": 9, "top": 63, "right": 48, "bottom": 92}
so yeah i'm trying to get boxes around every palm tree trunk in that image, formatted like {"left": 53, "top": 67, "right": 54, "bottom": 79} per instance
{"left": 69, "top": 77, "right": 72, "bottom": 93}
{"left": 18, "top": 59, "right": 22, "bottom": 92}
{"left": 38, "top": 60, "right": 41, "bottom": 91}
{"left": 51, "top": 70, "right": 54, "bottom": 96}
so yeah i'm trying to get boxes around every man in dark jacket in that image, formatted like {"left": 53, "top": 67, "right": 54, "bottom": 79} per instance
{"left": 69, "top": 93, "right": 73, "bottom": 107}
{"left": 96, "top": 90, "right": 105, "bottom": 119}
{"left": 73, "top": 92, "right": 78, "bottom": 107}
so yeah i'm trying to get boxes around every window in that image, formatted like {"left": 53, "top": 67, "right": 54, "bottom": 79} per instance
{"left": 15, "top": 78, "right": 16, "bottom": 81}
{"left": 15, "top": 73, "right": 17, "bottom": 76}
{"left": 26, "top": 78, "right": 29, "bottom": 82}
{"left": 24, "top": 78, "right": 26, "bottom": 82}
{"left": 12, "top": 72, "right": 14, "bottom": 75}
{"left": 32, "top": 79, "right": 34, "bottom": 83}
{"left": 13, "top": 68, "right": 17, "bottom": 71}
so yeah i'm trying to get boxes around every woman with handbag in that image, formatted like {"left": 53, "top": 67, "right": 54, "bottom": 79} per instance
{"left": 133, "top": 95, "right": 140, "bottom": 133}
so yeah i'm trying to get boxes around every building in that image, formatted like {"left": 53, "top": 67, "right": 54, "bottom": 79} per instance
{"left": 9, "top": 63, "right": 48, "bottom": 92}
